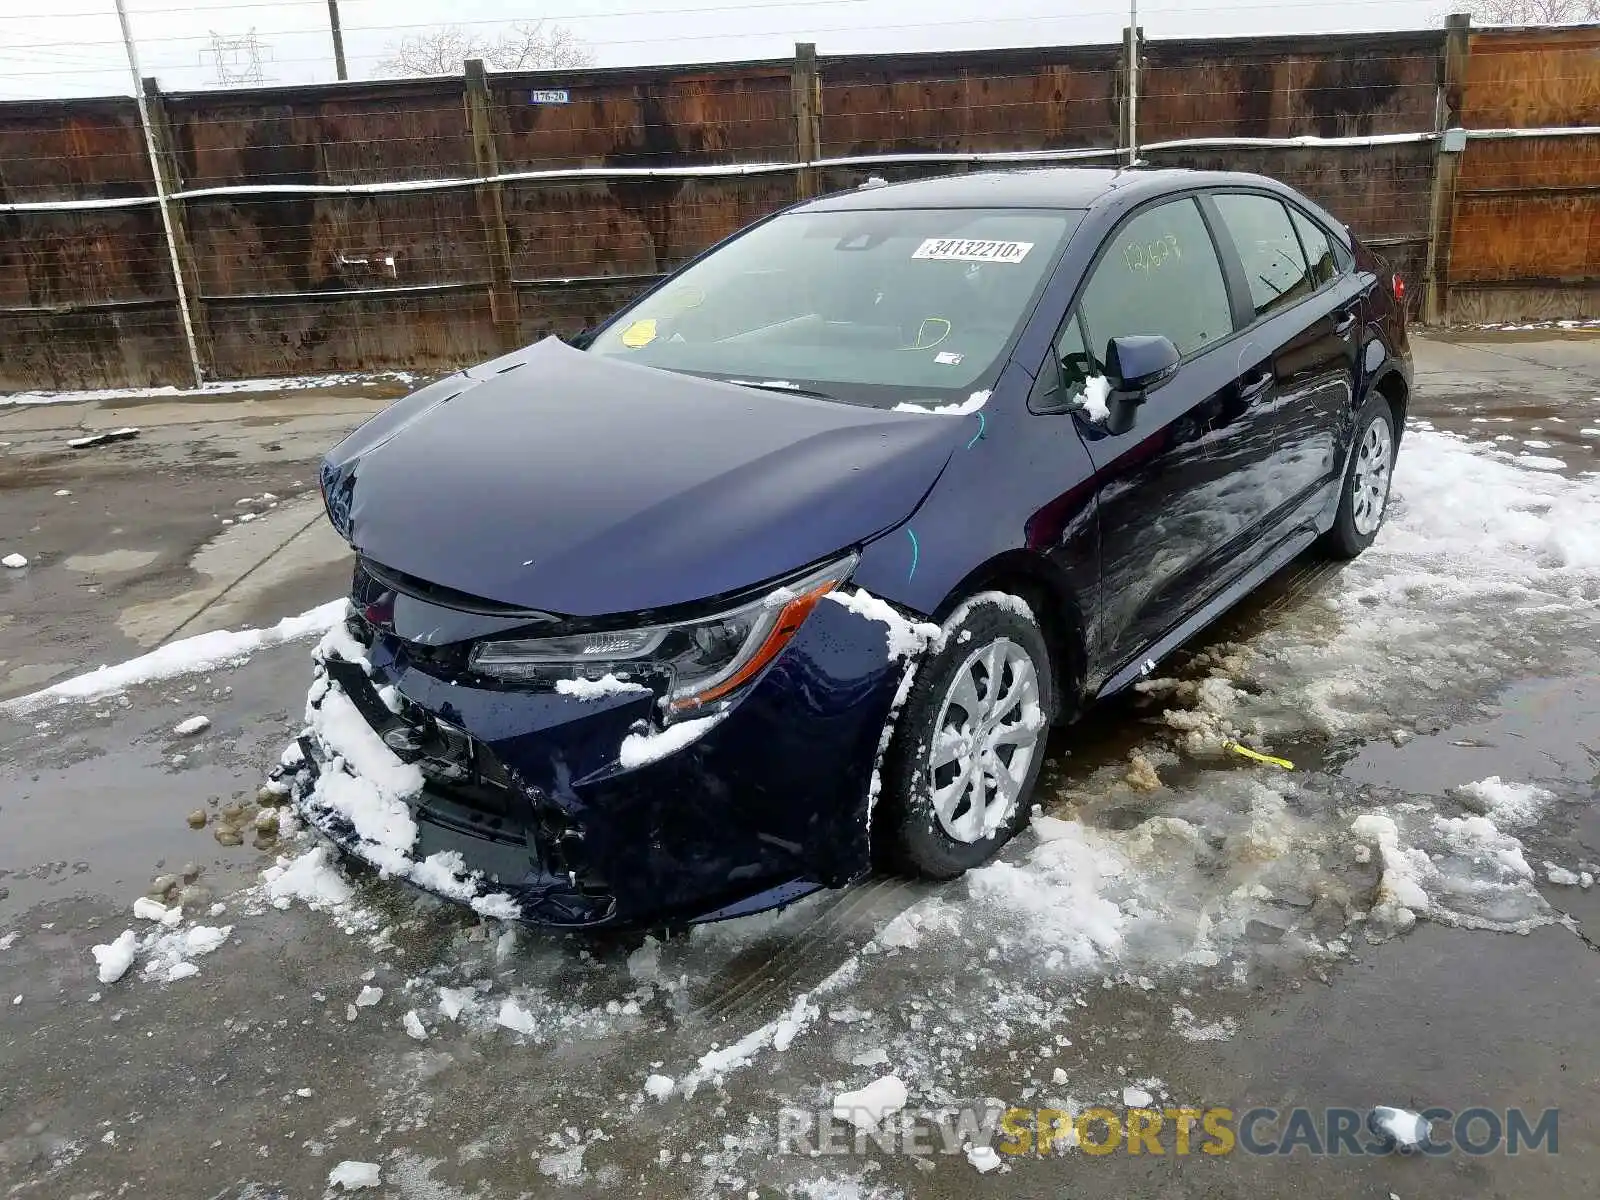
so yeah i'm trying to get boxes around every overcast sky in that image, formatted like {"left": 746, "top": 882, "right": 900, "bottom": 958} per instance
{"left": 0, "top": 0, "right": 1456, "bottom": 101}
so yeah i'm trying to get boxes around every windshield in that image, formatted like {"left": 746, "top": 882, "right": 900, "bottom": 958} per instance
{"left": 587, "top": 207, "right": 1082, "bottom": 407}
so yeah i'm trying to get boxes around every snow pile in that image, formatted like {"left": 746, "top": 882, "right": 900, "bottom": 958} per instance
{"left": 1236, "top": 428, "right": 1600, "bottom": 737}
{"left": 172, "top": 715, "right": 210, "bottom": 736}
{"left": 3, "top": 599, "right": 345, "bottom": 712}
{"left": 2, "top": 552, "right": 27, "bottom": 569}
{"left": 0, "top": 370, "right": 418, "bottom": 407}
{"left": 555, "top": 674, "right": 648, "bottom": 700}
{"left": 965, "top": 817, "right": 1126, "bottom": 968}
{"left": 618, "top": 714, "right": 724, "bottom": 769}
{"left": 826, "top": 588, "right": 944, "bottom": 660}
{"left": 1453, "top": 775, "right": 1554, "bottom": 826}
{"left": 1074, "top": 374, "right": 1113, "bottom": 423}
{"left": 892, "top": 389, "right": 990, "bottom": 415}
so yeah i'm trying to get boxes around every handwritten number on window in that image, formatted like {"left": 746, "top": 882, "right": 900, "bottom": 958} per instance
{"left": 1122, "top": 233, "right": 1182, "bottom": 274}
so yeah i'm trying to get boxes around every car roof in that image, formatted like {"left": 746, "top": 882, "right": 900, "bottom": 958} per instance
{"left": 799, "top": 167, "right": 1286, "bottom": 213}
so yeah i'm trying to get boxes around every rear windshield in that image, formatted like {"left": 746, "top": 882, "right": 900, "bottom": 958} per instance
{"left": 587, "top": 207, "right": 1082, "bottom": 407}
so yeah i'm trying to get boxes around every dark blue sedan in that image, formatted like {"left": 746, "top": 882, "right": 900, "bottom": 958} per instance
{"left": 293, "top": 167, "right": 1412, "bottom": 928}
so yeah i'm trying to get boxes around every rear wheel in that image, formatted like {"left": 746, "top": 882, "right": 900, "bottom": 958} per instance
{"left": 878, "top": 592, "right": 1056, "bottom": 880}
{"left": 1320, "top": 393, "right": 1396, "bottom": 559}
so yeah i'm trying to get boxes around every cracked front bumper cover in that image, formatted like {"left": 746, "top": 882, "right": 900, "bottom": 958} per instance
{"left": 281, "top": 588, "right": 908, "bottom": 930}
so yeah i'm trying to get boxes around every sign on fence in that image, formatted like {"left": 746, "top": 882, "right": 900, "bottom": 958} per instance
{"left": 529, "top": 89, "right": 570, "bottom": 105}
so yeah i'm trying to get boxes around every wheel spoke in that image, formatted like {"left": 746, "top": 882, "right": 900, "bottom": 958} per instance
{"left": 946, "top": 668, "right": 982, "bottom": 722}
{"left": 980, "top": 642, "right": 1004, "bottom": 703}
{"left": 930, "top": 727, "right": 966, "bottom": 770}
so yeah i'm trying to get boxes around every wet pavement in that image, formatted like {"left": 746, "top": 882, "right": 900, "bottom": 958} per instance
{"left": 2, "top": 332, "right": 1599, "bottom": 1199}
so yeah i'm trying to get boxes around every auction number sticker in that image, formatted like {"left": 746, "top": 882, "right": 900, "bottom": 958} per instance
{"left": 912, "top": 238, "right": 1034, "bottom": 264}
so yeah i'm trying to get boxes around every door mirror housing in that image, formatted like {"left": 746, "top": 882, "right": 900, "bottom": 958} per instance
{"left": 1102, "top": 334, "right": 1181, "bottom": 435}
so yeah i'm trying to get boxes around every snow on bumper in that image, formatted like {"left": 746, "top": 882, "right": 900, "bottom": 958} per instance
{"left": 284, "top": 616, "right": 524, "bottom": 922}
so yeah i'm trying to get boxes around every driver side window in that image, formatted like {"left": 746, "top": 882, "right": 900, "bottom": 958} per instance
{"left": 1078, "top": 198, "right": 1234, "bottom": 367}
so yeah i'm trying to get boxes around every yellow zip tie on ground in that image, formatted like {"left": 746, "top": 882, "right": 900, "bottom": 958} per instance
{"left": 1223, "top": 740, "right": 1294, "bottom": 770}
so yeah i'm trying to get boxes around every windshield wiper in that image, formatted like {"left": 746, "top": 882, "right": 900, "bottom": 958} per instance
{"left": 727, "top": 378, "right": 837, "bottom": 401}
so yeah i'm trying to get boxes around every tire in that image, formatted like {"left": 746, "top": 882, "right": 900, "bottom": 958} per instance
{"left": 1320, "top": 393, "right": 1397, "bottom": 560}
{"left": 878, "top": 592, "right": 1057, "bottom": 880}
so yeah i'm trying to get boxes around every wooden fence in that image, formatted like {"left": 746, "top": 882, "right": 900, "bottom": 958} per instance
{"left": 0, "top": 18, "right": 1594, "bottom": 391}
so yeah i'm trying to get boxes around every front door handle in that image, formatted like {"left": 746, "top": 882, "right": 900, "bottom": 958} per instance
{"left": 1334, "top": 309, "right": 1359, "bottom": 336}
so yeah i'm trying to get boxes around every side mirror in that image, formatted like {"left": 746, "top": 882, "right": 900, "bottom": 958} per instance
{"left": 1102, "top": 334, "right": 1180, "bottom": 435}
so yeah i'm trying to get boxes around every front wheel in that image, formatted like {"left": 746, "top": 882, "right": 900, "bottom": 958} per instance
{"left": 1320, "top": 394, "right": 1397, "bottom": 560}
{"left": 878, "top": 592, "right": 1056, "bottom": 880}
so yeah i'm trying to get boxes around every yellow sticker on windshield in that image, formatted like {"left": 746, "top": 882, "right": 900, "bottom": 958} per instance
{"left": 620, "top": 318, "right": 658, "bottom": 348}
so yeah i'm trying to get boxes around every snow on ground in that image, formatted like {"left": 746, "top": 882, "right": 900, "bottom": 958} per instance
{"left": 1, "top": 600, "right": 345, "bottom": 713}
{"left": 0, "top": 370, "right": 419, "bottom": 407}
{"left": 20, "top": 415, "right": 1599, "bottom": 1194}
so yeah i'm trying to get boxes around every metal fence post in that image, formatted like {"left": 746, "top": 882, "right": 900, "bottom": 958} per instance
{"left": 463, "top": 58, "right": 520, "bottom": 353}
{"left": 1424, "top": 12, "right": 1472, "bottom": 326}
{"left": 792, "top": 42, "right": 821, "bottom": 199}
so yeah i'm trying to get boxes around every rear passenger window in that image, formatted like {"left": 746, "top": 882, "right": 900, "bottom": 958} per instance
{"left": 1289, "top": 207, "right": 1339, "bottom": 288}
{"left": 1213, "top": 193, "right": 1313, "bottom": 319}
{"left": 1078, "top": 198, "right": 1234, "bottom": 364}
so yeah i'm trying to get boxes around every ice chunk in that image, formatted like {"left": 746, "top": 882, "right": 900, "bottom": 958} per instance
{"left": 438, "top": 987, "right": 476, "bottom": 1021}
{"left": 91, "top": 931, "right": 138, "bottom": 983}
{"left": 1453, "top": 776, "right": 1553, "bottom": 827}
{"left": 643, "top": 1074, "right": 675, "bottom": 1102}
{"left": 966, "top": 1143, "right": 1003, "bottom": 1173}
{"left": 402, "top": 1010, "right": 428, "bottom": 1041}
{"left": 497, "top": 998, "right": 539, "bottom": 1036}
{"left": 832, "top": 1074, "right": 909, "bottom": 1132}
{"left": 1123, "top": 1085, "right": 1154, "bottom": 1108}
{"left": 132, "top": 897, "right": 183, "bottom": 927}
{"left": 328, "top": 1160, "right": 382, "bottom": 1190}
{"left": 165, "top": 962, "right": 200, "bottom": 982}
{"left": 1369, "top": 1106, "right": 1429, "bottom": 1151}
{"left": 262, "top": 846, "right": 354, "bottom": 910}
{"left": 172, "top": 715, "right": 210, "bottom": 736}
{"left": 2, "top": 553, "right": 27, "bottom": 569}
{"left": 1546, "top": 864, "right": 1581, "bottom": 887}
{"left": 355, "top": 985, "right": 383, "bottom": 1007}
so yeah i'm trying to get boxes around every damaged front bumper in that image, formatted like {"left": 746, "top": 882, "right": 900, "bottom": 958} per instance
{"left": 282, "top": 589, "right": 914, "bottom": 930}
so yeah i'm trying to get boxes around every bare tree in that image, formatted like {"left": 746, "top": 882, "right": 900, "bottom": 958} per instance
{"left": 1452, "top": 0, "right": 1600, "bottom": 21}
{"left": 379, "top": 20, "right": 595, "bottom": 77}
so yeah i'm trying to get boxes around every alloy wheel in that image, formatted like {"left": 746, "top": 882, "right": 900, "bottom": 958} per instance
{"left": 1351, "top": 417, "right": 1393, "bottom": 537}
{"left": 927, "top": 637, "right": 1045, "bottom": 844}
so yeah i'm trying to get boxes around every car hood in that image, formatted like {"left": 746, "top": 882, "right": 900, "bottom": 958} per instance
{"left": 321, "top": 338, "right": 962, "bottom": 617}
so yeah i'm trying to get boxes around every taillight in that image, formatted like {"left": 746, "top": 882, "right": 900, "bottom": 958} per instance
{"left": 1392, "top": 274, "right": 1406, "bottom": 303}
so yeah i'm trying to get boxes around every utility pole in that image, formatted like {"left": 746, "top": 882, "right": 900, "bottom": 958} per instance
{"left": 1127, "top": 0, "right": 1139, "bottom": 167}
{"left": 327, "top": 0, "right": 348, "bottom": 81}
{"left": 114, "top": 0, "right": 203, "bottom": 389}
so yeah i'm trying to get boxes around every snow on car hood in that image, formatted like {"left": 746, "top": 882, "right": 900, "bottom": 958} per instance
{"left": 320, "top": 338, "right": 961, "bottom": 617}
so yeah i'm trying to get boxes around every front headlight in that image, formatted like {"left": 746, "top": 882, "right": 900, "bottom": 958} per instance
{"left": 467, "top": 554, "right": 858, "bottom": 719}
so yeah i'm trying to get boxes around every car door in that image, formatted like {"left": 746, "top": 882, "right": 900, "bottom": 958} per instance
{"left": 1205, "top": 192, "right": 1363, "bottom": 523}
{"left": 1044, "top": 195, "right": 1281, "bottom": 683}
